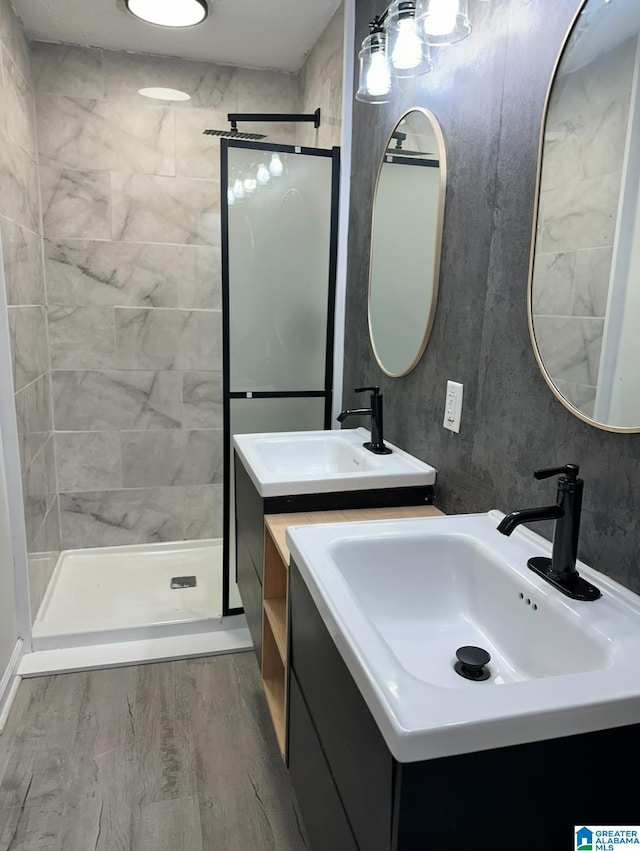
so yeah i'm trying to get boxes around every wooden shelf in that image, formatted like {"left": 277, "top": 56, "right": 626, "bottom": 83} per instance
{"left": 265, "top": 504, "right": 444, "bottom": 567}
{"left": 263, "top": 674, "right": 286, "bottom": 758}
{"left": 264, "top": 597, "right": 287, "bottom": 662}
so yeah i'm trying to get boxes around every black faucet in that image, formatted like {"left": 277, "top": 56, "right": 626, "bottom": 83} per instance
{"left": 337, "top": 386, "right": 392, "bottom": 455}
{"left": 497, "top": 464, "right": 601, "bottom": 601}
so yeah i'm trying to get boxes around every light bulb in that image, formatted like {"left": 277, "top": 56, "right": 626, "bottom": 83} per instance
{"left": 256, "top": 162, "right": 271, "bottom": 185}
{"left": 243, "top": 176, "right": 257, "bottom": 194}
{"left": 269, "top": 153, "right": 284, "bottom": 177}
{"left": 392, "top": 18, "right": 423, "bottom": 70}
{"left": 232, "top": 178, "right": 245, "bottom": 199}
{"left": 366, "top": 51, "right": 392, "bottom": 97}
{"left": 227, "top": 187, "right": 235, "bottom": 206}
{"left": 423, "top": 0, "right": 458, "bottom": 36}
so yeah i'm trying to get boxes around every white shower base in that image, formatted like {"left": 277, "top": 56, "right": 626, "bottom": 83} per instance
{"left": 31, "top": 538, "right": 244, "bottom": 652}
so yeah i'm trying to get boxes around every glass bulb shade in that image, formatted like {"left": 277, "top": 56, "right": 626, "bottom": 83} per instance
{"left": 232, "top": 178, "right": 245, "bottom": 199}
{"left": 415, "top": 0, "right": 471, "bottom": 45}
{"left": 126, "top": 0, "right": 208, "bottom": 28}
{"left": 386, "top": 1, "right": 434, "bottom": 77}
{"left": 356, "top": 32, "right": 394, "bottom": 103}
{"left": 269, "top": 153, "right": 284, "bottom": 177}
{"left": 256, "top": 163, "right": 271, "bottom": 185}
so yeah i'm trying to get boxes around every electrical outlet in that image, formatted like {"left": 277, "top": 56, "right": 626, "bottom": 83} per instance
{"left": 443, "top": 380, "right": 463, "bottom": 433}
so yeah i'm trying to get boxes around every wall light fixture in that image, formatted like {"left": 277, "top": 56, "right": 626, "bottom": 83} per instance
{"left": 125, "top": 0, "right": 208, "bottom": 28}
{"left": 356, "top": 0, "right": 488, "bottom": 103}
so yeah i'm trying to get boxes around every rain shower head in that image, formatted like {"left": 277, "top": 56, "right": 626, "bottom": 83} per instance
{"left": 203, "top": 108, "right": 321, "bottom": 142}
{"left": 203, "top": 126, "right": 267, "bottom": 141}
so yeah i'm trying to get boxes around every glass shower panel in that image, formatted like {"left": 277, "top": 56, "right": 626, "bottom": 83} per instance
{"left": 227, "top": 147, "right": 333, "bottom": 393}
{"left": 222, "top": 140, "right": 338, "bottom": 617}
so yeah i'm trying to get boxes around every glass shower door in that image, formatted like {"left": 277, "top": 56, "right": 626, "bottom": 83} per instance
{"left": 221, "top": 140, "right": 340, "bottom": 615}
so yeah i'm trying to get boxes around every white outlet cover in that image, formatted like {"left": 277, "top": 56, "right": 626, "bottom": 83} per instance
{"left": 443, "top": 380, "right": 463, "bottom": 433}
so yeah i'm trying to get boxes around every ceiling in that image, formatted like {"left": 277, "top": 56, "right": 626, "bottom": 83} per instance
{"left": 11, "top": 0, "right": 343, "bottom": 73}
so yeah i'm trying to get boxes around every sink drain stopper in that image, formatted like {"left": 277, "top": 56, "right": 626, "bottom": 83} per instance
{"left": 454, "top": 645, "right": 491, "bottom": 681}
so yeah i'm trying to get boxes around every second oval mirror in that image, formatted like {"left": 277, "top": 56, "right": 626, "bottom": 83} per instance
{"left": 530, "top": 0, "right": 640, "bottom": 431}
{"left": 368, "top": 108, "right": 446, "bottom": 378}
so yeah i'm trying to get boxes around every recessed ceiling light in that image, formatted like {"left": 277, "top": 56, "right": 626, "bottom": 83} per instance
{"left": 125, "top": 0, "right": 208, "bottom": 28}
{"left": 138, "top": 87, "right": 192, "bottom": 101}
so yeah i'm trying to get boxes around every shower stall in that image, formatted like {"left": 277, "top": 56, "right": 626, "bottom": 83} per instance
{"left": 0, "top": 42, "right": 344, "bottom": 662}
{"left": 32, "top": 137, "right": 341, "bottom": 652}
{"left": 0, "top": 0, "right": 349, "bottom": 705}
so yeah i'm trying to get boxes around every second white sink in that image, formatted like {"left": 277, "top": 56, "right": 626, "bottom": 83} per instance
{"left": 233, "top": 427, "right": 436, "bottom": 497}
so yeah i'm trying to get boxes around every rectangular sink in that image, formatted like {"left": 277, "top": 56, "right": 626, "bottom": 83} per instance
{"left": 233, "top": 428, "right": 436, "bottom": 497}
{"left": 286, "top": 512, "right": 640, "bottom": 762}
{"left": 331, "top": 532, "right": 609, "bottom": 684}
{"left": 252, "top": 433, "right": 381, "bottom": 476}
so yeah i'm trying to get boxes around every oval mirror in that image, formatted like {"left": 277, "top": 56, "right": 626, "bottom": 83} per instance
{"left": 368, "top": 108, "right": 446, "bottom": 378}
{"left": 530, "top": 0, "right": 640, "bottom": 431}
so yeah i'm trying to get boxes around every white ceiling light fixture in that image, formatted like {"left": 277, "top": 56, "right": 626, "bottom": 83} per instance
{"left": 125, "top": 0, "right": 208, "bottom": 28}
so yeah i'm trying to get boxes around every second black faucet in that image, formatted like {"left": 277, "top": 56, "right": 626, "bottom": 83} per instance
{"left": 337, "top": 386, "right": 392, "bottom": 455}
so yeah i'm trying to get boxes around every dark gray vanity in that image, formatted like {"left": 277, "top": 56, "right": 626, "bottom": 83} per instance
{"left": 234, "top": 450, "right": 434, "bottom": 662}
{"left": 288, "top": 558, "right": 640, "bottom": 850}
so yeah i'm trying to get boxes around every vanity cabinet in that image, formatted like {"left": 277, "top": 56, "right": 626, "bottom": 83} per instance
{"left": 233, "top": 451, "right": 434, "bottom": 664}
{"left": 261, "top": 505, "right": 443, "bottom": 760}
{"left": 289, "top": 561, "right": 640, "bottom": 850}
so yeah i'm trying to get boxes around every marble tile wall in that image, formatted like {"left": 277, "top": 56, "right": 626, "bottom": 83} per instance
{"left": 31, "top": 42, "right": 300, "bottom": 549}
{"left": 0, "top": 0, "right": 60, "bottom": 617}
{"left": 532, "top": 36, "right": 637, "bottom": 417}
{"left": 298, "top": 3, "right": 344, "bottom": 149}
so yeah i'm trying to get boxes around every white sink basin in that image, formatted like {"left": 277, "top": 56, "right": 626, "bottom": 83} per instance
{"left": 286, "top": 511, "right": 640, "bottom": 762}
{"left": 233, "top": 428, "right": 436, "bottom": 497}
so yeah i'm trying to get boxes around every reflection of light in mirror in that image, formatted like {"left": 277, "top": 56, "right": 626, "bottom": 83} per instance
{"left": 367, "top": 51, "right": 393, "bottom": 96}
{"left": 257, "top": 162, "right": 271, "bottom": 185}
{"left": 232, "top": 178, "right": 245, "bottom": 200}
{"left": 243, "top": 176, "right": 257, "bottom": 194}
{"left": 227, "top": 187, "right": 236, "bottom": 206}
{"left": 269, "top": 153, "right": 284, "bottom": 177}
{"left": 392, "top": 19, "right": 423, "bottom": 69}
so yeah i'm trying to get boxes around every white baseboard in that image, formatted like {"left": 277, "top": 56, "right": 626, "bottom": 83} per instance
{"left": 19, "top": 627, "right": 253, "bottom": 678}
{"left": 0, "top": 639, "right": 23, "bottom": 733}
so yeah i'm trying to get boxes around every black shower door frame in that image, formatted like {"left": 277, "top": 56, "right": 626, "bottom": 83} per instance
{"left": 220, "top": 139, "right": 341, "bottom": 617}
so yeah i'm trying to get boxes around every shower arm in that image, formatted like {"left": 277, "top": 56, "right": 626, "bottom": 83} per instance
{"left": 226, "top": 108, "right": 321, "bottom": 131}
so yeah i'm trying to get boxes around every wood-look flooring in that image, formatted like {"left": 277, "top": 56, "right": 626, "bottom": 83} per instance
{"left": 0, "top": 653, "right": 309, "bottom": 851}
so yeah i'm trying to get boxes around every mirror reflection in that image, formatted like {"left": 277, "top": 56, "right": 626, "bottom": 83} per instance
{"left": 530, "top": 0, "right": 640, "bottom": 430}
{"left": 368, "top": 108, "right": 446, "bottom": 377}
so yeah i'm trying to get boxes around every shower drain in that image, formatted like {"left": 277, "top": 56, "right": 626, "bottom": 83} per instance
{"left": 171, "top": 576, "right": 197, "bottom": 589}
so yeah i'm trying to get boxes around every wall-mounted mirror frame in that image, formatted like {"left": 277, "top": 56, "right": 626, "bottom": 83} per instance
{"left": 368, "top": 107, "right": 446, "bottom": 378}
{"left": 528, "top": 0, "right": 640, "bottom": 433}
